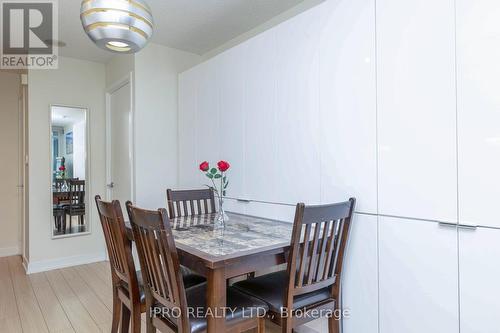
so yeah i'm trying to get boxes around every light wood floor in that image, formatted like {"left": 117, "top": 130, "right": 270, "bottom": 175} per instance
{"left": 0, "top": 256, "right": 326, "bottom": 333}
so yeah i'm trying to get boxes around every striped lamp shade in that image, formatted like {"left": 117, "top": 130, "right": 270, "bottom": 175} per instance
{"left": 80, "top": 0, "right": 154, "bottom": 53}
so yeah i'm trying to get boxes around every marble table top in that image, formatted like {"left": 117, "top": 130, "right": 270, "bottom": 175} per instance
{"left": 170, "top": 212, "right": 293, "bottom": 257}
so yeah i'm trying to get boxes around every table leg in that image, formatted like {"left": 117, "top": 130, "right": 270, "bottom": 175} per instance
{"left": 206, "top": 267, "right": 226, "bottom": 332}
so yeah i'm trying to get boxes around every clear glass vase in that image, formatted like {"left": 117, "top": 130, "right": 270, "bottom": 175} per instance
{"left": 214, "top": 196, "right": 229, "bottom": 228}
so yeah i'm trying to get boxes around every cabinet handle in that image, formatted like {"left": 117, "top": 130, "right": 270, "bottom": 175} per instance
{"left": 236, "top": 199, "right": 251, "bottom": 203}
{"left": 458, "top": 224, "right": 478, "bottom": 230}
{"left": 438, "top": 222, "right": 457, "bottom": 228}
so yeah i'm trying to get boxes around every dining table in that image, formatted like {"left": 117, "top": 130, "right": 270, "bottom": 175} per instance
{"left": 125, "top": 211, "right": 293, "bottom": 332}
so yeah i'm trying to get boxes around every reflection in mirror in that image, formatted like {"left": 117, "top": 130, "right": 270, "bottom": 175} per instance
{"left": 51, "top": 106, "right": 90, "bottom": 237}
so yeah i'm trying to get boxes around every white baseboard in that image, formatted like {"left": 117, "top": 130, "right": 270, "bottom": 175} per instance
{"left": 0, "top": 245, "right": 21, "bottom": 257}
{"left": 26, "top": 252, "right": 107, "bottom": 274}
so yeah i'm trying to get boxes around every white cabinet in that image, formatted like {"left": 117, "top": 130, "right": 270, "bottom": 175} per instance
{"left": 459, "top": 227, "right": 500, "bottom": 333}
{"left": 379, "top": 216, "right": 459, "bottom": 333}
{"left": 341, "top": 214, "right": 378, "bottom": 333}
{"left": 318, "top": 0, "right": 377, "bottom": 214}
{"left": 218, "top": 45, "right": 246, "bottom": 200}
{"left": 376, "top": 0, "right": 457, "bottom": 222}
{"left": 242, "top": 31, "right": 281, "bottom": 218}
{"left": 178, "top": 69, "right": 199, "bottom": 188}
{"left": 456, "top": 0, "right": 500, "bottom": 228}
{"left": 273, "top": 10, "right": 321, "bottom": 206}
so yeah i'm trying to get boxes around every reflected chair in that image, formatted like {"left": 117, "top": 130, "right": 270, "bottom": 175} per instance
{"left": 126, "top": 201, "right": 268, "bottom": 333}
{"left": 233, "top": 198, "right": 356, "bottom": 333}
{"left": 65, "top": 179, "right": 86, "bottom": 231}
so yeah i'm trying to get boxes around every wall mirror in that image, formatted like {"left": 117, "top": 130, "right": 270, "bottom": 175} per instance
{"left": 50, "top": 105, "right": 90, "bottom": 238}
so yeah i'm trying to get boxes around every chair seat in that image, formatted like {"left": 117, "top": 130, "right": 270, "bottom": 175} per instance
{"left": 159, "top": 283, "right": 268, "bottom": 333}
{"left": 123, "top": 268, "right": 205, "bottom": 304}
{"left": 233, "top": 270, "right": 334, "bottom": 313}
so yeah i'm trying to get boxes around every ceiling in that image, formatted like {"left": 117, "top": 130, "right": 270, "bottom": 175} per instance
{"left": 58, "top": 0, "right": 306, "bottom": 63}
{"left": 51, "top": 106, "right": 86, "bottom": 127}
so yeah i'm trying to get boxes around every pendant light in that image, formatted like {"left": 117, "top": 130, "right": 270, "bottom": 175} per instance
{"left": 80, "top": 0, "right": 154, "bottom": 53}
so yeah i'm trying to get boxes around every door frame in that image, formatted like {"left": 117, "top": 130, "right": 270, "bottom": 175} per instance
{"left": 105, "top": 72, "right": 136, "bottom": 204}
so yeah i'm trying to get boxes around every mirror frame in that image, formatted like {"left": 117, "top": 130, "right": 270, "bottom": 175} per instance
{"left": 49, "top": 104, "right": 92, "bottom": 239}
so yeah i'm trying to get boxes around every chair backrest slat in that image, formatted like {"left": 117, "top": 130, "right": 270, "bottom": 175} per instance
{"left": 95, "top": 196, "right": 139, "bottom": 299}
{"left": 126, "top": 202, "right": 190, "bottom": 332}
{"left": 285, "top": 198, "right": 356, "bottom": 309}
{"left": 166, "top": 189, "right": 216, "bottom": 218}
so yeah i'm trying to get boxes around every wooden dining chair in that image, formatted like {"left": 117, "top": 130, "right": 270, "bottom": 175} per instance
{"left": 166, "top": 188, "right": 216, "bottom": 218}
{"left": 126, "top": 201, "right": 268, "bottom": 333}
{"left": 233, "top": 198, "right": 356, "bottom": 333}
{"left": 95, "top": 195, "right": 145, "bottom": 333}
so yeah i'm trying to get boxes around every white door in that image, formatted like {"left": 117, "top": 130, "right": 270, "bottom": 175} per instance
{"left": 379, "top": 216, "right": 459, "bottom": 333}
{"left": 107, "top": 80, "right": 133, "bottom": 208}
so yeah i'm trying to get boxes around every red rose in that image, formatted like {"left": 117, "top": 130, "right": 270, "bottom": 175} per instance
{"left": 217, "top": 160, "right": 230, "bottom": 172}
{"left": 199, "top": 161, "right": 209, "bottom": 172}
{"left": 59, "top": 165, "right": 66, "bottom": 171}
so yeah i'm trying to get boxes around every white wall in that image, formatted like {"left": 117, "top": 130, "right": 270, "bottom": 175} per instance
{"left": 27, "top": 56, "right": 107, "bottom": 270}
{"left": 106, "top": 54, "right": 134, "bottom": 87}
{"left": 0, "top": 72, "right": 22, "bottom": 257}
{"left": 133, "top": 43, "right": 201, "bottom": 209}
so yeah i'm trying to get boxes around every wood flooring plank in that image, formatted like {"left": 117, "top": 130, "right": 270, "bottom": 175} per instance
{"left": 7, "top": 256, "right": 49, "bottom": 333}
{"left": 88, "top": 262, "right": 112, "bottom": 287}
{"left": 60, "top": 267, "right": 112, "bottom": 326}
{"left": 0, "top": 257, "right": 23, "bottom": 333}
{"left": 45, "top": 269, "right": 101, "bottom": 333}
{"left": 72, "top": 264, "right": 113, "bottom": 311}
{"left": 29, "top": 272, "right": 74, "bottom": 333}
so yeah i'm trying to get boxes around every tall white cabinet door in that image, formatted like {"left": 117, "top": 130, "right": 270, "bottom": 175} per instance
{"left": 376, "top": 0, "right": 457, "bottom": 222}
{"left": 379, "top": 217, "right": 459, "bottom": 333}
{"left": 459, "top": 227, "right": 500, "bottom": 333}
{"left": 341, "top": 214, "right": 378, "bottom": 333}
{"left": 218, "top": 45, "right": 247, "bottom": 207}
{"left": 178, "top": 69, "right": 199, "bottom": 188}
{"left": 456, "top": 0, "right": 500, "bottom": 228}
{"left": 243, "top": 31, "right": 281, "bottom": 218}
{"left": 195, "top": 60, "right": 221, "bottom": 186}
{"left": 318, "top": 0, "right": 377, "bottom": 214}
{"left": 273, "top": 10, "right": 321, "bottom": 206}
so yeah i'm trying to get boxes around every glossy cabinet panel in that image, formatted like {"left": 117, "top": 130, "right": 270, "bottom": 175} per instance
{"left": 459, "top": 227, "right": 500, "bottom": 333}
{"left": 318, "top": 0, "right": 377, "bottom": 214}
{"left": 178, "top": 69, "right": 199, "bottom": 188}
{"left": 342, "top": 214, "right": 378, "bottom": 333}
{"left": 456, "top": 0, "right": 500, "bottom": 228}
{"left": 242, "top": 31, "right": 281, "bottom": 218}
{"left": 273, "top": 10, "right": 321, "bottom": 205}
{"left": 379, "top": 216, "right": 459, "bottom": 333}
{"left": 377, "top": 0, "right": 457, "bottom": 222}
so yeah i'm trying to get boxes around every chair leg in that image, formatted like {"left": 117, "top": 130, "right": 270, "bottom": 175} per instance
{"left": 111, "top": 288, "right": 120, "bottom": 333}
{"left": 257, "top": 317, "right": 266, "bottom": 333}
{"left": 130, "top": 306, "right": 142, "bottom": 333}
{"left": 120, "top": 303, "right": 131, "bottom": 333}
{"left": 146, "top": 307, "right": 155, "bottom": 333}
{"left": 328, "top": 315, "right": 340, "bottom": 333}
{"left": 282, "top": 318, "right": 293, "bottom": 333}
